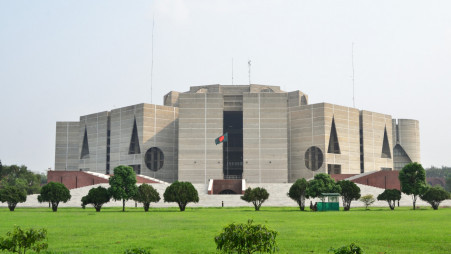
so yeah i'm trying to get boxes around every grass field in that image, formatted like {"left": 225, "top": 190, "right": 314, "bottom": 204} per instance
{"left": 0, "top": 206, "right": 450, "bottom": 253}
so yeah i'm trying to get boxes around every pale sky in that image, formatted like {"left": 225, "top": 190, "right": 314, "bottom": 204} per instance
{"left": 1, "top": 0, "right": 450, "bottom": 173}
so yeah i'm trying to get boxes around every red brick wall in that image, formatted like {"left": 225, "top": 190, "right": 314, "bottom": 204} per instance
{"left": 351, "top": 171, "right": 400, "bottom": 190}
{"left": 47, "top": 171, "right": 109, "bottom": 189}
{"left": 136, "top": 176, "right": 159, "bottom": 184}
{"left": 331, "top": 174, "right": 357, "bottom": 182}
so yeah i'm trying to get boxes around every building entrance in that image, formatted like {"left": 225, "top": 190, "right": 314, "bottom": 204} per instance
{"left": 223, "top": 111, "right": 243, "bottom": 179}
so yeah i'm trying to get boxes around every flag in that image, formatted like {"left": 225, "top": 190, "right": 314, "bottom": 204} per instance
{"left": 215, "top": 133, "right": 228, "bottom": 145}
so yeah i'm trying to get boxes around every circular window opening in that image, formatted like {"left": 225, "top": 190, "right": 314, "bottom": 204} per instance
{"left": 145, "top": 147, "right": 164, "bottom": 171}
{"left": 305, "top": 146, "right": 323, "bottom": 171}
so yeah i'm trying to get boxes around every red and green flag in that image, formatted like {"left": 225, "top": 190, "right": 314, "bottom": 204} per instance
{"left": 215, "top": 133, "right": 228, "bottom": 145}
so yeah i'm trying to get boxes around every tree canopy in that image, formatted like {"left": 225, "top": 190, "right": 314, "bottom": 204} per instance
{"left": 399, "top": 162, "right": 428, "bottom": 210}
{"left": 241, "top": 187, "right": 269, "bottom": 211}
{"left": 81, "top": 186, "right": 111, "bottom": 212}
{"left": 420, "top": 186, "right": 450, "bottom": 210}
{"left": 287, "top": 179, "right": 308, "bottom": 211}
{"left": 377, "top": 189, "right": 401, "bottom": 210}
{"left": 0, "top": 186, "right": 27, "bottom": 211}
{"left": 338, "top": 180, "right": 361, "bottom": 211}
{"left": 133, "top": 183, "right": 160, "bottom": 212}
{"left": 163, "top": 181, "right": 199, "bottom": 211}
{"left": 37, "top": 182, "right": 71, "bottom": 212}
{"left": 0, "top": 164, "right": 41, "bottom": 194}
{"left": 108, "top": 165, "right": 138, "bottom": 212}
{"left": 306, "top": 173, "right": 341, "bottom": 199}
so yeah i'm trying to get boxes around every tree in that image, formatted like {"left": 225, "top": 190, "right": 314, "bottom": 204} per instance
{"left": 0, "top": 165, "right": 41, "bottom": 194}
{"left": 287, "top": 178, "right": 308, "bottom": 211}
{"left": 446, "top": 177, "right": 451, "bottom": 192}
{"left": 81, "top": 186, "right": 111, "bottom": 212}
{"left": 359, "top": 194, "right": 375, "bottom": 210}
{"left": 163, "top": 181, "right": 199, "bottom": 211}
{"left": 399, "top": 162, "right": 428, "bottom": 210}
{"left": 241, "top": 187, "right": 269, "bottom": 211}
{"left": 0, "top": 226, "right": 48, "bottom": 254}
{"left": 329, "top": 243, "right": 363, "bottom": 254}
{"left": 0, "top": 186, "right": 27, "bottom": 211}
{"left": 108, "top": 165, "right": 138, "bottom": 212}
{"left": 214, "top": 219, "right": 278, "bottom": 254}
{"left": 306, "top": 173, "right": 341, "bottom": 199}
{"left": 37, "top": 182, "right": 71, "bottom": 212}
{"left": 133, "top": 184, "right": 160, "bottom": 212}
{"left": 338, "top": 180, "right": 361, "bottom": 211}
{"left": 420, "top": 186, "right": 450, "bottom": 210}
{"left": 377, "top": 189, "right": 401, "bottom": 210}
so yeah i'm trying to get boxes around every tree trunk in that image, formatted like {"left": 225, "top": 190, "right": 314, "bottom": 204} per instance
{"left": 52, "top": 202, "right": 58, "bottom": 212}
{"left": 8, "top": 203, "right": 16, "bottom": 211}
{"left": 144, "top": 203, "right": 149, "bottom": 212}
{"left": 413, "top": 196, "right": 416, "bottom": 210}
{"left": 95, "top": 205, "right": 101, "bottom": 212}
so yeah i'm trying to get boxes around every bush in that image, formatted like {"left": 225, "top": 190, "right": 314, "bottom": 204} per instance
{"left": 377, "top": 189, "right": 401, "bottom": 210}
{"left": 0, "top": 226, "right": 48, "bottom": 254}
{"left": 81, "top": 186, "right": 111, "bottom": 212}
{"left": 133, "top": 184, "right": 160, "bottom": 212}
{"left": 37, "top": 182, "right": 71, "bottom": 212}
{"left": 359, "top": 195, "right": 375, "bottom": 210}
{"left": 163, "top": 181, "right": 199, "bottom": 211}
{"left": 0, "top": 186, "right": 27, "bottom": 211}
{"left": 214, "top": 219, "right": 278, "bottom": 254}
{"left": 241, "top": 187, "right": 269, "bottom": 211}
{"left": 287, "top": 178, "right": 308, "bottom": 211}
{"left": 338, "top": 180, "right": 361, "bottom": 211}
{"left": 329, "top": 243, "right": 363, "bottom": 254}
{"left": 420, "top": 186, "right": 451, "bottom": 210}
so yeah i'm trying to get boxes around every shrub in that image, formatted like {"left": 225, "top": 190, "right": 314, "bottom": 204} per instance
{"left": 81, "top": 186, "right": 111, "bottom": 212}
{"left": 359, "top": 195, "right": 375, "bottom": 210}
{"left": 37, "top": 182, "right": 71, "bottom": 212}
{"left": 163, "top": 181, "right": 199, "bottom": 211}
{"left": 377, "top": 189, "right": 401, "bottom": 210}
{"left": 214, "top": 219, "right": 278, "bottom": 254}
{"left": 329, "top": 243, "right": 363, "bottom": 254}
{"left": 420, "top": 186, "right": 450, "bottom": 210}
{"left": 133, "top": 184, "right": 160, "bottom": 212}
{"left": 0, "top": 226, "right": 48, "bottom": 254}
{"left": 287, "top": 178, "right": 308, "bottom": 211}
{"left": 241, "top": 187, "right": 269, "bottom": 211}
{"left": 338, "top": 180, "right": 361, "bottom": 211}
{"left": 0, "top": 186, "right": 27, "bottom": 211}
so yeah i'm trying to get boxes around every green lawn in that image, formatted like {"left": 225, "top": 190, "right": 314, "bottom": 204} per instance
{"left": 0, "top": 206, "right": 450, "bottom": 253}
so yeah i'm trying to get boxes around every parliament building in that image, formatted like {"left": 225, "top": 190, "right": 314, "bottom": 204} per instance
{"left": 55, "top": 84, "right": 420, "bottom": 185}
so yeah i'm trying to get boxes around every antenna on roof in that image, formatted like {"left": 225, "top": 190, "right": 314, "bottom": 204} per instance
{"left": 150, "top": 15, "right": 155, "bottom": 104}
{"left": 248, "top": 60, "right": 251, "bottom": 85}
{"left": 352, "top": 42, "right": 355, "bottom": 108}
{"left": 232, "top": 58, "right": 234, "bottom": 85}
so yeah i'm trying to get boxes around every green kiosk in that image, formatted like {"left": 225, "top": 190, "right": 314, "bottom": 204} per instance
{"left": 317, "top": 193, "right": 340, "bottom": 211}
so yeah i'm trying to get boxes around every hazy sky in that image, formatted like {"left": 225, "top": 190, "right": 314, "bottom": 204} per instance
{"left": 1, "top": 0, "right": 450, "bottom": 173}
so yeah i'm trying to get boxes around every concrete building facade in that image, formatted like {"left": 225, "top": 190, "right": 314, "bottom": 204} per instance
{"left": 54, "top": 84, "right": 420, "bottom": 186}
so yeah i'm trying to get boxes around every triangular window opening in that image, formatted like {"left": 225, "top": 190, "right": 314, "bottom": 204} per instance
{"left": 129, "top": 118, "right": 141, "bottom": 154}
{"left": 81, "top": 127, "right": 90, "bottom": 159}
{"left": 327, "top": 117, "right": 341, "bottom": 154}
{"left": 381, "top": 126, "right": 391, "bottom": 158}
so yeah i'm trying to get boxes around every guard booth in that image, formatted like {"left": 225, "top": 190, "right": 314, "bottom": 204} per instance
{"left": 317, "top": 193, "right": 340, "bottom": 211}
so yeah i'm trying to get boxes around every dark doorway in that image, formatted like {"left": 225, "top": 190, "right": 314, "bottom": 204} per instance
{"left": 223, "top": 111, "right": 243, "bottom": 179}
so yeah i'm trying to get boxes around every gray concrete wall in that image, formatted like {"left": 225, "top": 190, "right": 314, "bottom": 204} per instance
{"left": 392, "top": 119, "right": 420, "bottom": 163}
{"left": 243, "top": 93, "right": 288, "bottom": 183}
{"left": 360, "top": 110, "right": 393, "bottom": 172}
{"left": 78, "top": 112, "right": 109, "bottom": 173}
{"left": 55, "top": 122, "right": 80, "bottom": 171}
{"left": 178, "top": 93, "right": 224, "bottom": 183}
